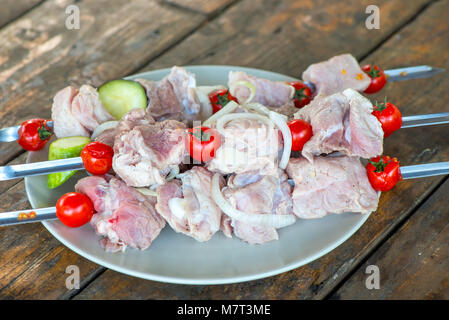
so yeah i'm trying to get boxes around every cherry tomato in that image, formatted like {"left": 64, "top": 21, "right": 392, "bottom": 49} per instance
{"left": 56, "top": 192, "right": 95, "bottom": 228}
{"left": 208, "top": 89, "right": 238, "bottom": 114}
{"left": 289, "top": 81, "right": 312, "bottom": 108}
{"left": 17, "top": 119, "right": 52, "bottom": 151}
{"left": 186, "top": 126, "right": 222, "bottom": 162}
{"left": 366, "top": 155, "right": 402, "bottom": 192}
{"left": 80, "top": 141, "right": 114, "bottom": 175}
{"left": 287, "top": 119, "right": 313, "bottom": 151}
{"left": 362, "top": 64, "right": 387, "bottom": 94}
{"left": 372, "top": 98, "right": 402, "bottom": 137}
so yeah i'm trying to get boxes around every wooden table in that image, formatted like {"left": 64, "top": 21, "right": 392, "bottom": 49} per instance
{"left": 0, "top": 0, "right": 447, "bottom": 300}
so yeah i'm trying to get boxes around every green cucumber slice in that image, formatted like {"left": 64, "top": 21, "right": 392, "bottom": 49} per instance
{"left": 98, "top": 79, "right": 148, "bottom": 120}
{"left": 47, "top": 136, "right": 91, "bottom": 189}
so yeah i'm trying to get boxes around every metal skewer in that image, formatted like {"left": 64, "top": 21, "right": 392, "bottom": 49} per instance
{"left": 1, "top": 161, "right": 448, "bottom": 227}
{"left": 0, "top": 110, "right": 448, "bottom": 181}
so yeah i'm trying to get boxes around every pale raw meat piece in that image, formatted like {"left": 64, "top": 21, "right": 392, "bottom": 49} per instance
{"left": 112, "top": 109, "right": 186, "bottom": 187}
{"left": 342, "top": 89, "right": 384, "bottom": 158}
{"left": 71, "top": 85, "right": 113, "bottom": 131}
{"left": 206, "top": 117, "right": 282, "bottom": 176}
{"left": 295, "top": 89, "right": 383, "bottom": 161}
{"left": 286, "top": 156, "right": 379, "bottom": 219}
{"left": 302, "top": 53, "right": 371, "bottom": 96}
{"left": 75, "top": 176, "right": 166, "bottom": 252}
{"left": 156, "top": 167, "right": 223, "bottom": 242}
{"left": 221, "top": 170, "right": 294, "bottom": 244}
{"left": 136, "top": 66, "right": 201, "bottom": 122}
{"left": 51, "top": 86, "right": 90, "bottom": 138}
{"left": 228, "top": 71, "right": 294, "bottom": 108}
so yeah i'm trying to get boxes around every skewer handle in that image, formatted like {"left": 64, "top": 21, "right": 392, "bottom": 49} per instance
{"left": 384, "top": 66, "right": 444, "bottom": 82}
{"left": 0, "top": 157, "right": 84, "bottom": 181}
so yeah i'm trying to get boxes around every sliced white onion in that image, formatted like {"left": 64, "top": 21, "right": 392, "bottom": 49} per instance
{"left": 229, "top": 80, "right": 256, "bottom": 103}
{"left": 165, "top": 165, "right": 180, "bottom": 181}
{"left": 203, "top": 100, "right": 239, "bottom": 127}
{"left": 216, "top": 112, "right": 274, "bottom": 135}
{"left": 91, "top": 121, "right": 118, "bottom": 140}
{"left": 211, "top": 174, "right": 296, "bottom": 228}
{"left": 242, "top": 102, "right": 271, "bottom": 116}
{"left": 269, "top": 111, "right": 291, "bottom": 170}
{"left": 134, "top": 188, "right": 158, "bottom": 197}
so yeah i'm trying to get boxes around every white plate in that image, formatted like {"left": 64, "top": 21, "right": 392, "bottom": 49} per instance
{"left": 25, "top": 66, "right": 371, "bottom": 285}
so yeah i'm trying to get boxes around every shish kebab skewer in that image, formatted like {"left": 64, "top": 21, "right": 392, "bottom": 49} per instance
{"left": 0, "top": 141, "right": 114, "bottom": 181}
{"left": 1, "top": 160, "right": 448, "bottom": 227}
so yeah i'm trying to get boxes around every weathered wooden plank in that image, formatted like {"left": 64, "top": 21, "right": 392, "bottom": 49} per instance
{"left": 163, "top": 0, "right": 238, "bottom": 15}
{"left": 0, "top": 181, "right": 102, "bottom": 299}
{"left": 0, "top": 0, "right": 208, "bottom": 299}
{"left": 0, "top": 0, "right": 43, "bottom": 28}
{"left": 73, "top": 0, "right": 449, "bottom": 299}
{"left": 0, "top": 0, "right": 205, "bottom": 165}
{"left": 331, "top": 178, "right": 449, "bottom": 300}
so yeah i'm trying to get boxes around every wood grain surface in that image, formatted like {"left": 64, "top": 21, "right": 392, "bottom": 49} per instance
{"left": 0, "top": 0, "right": 447, "bottom": 300}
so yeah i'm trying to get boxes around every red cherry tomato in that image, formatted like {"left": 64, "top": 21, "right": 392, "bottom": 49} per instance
{"left": 287, "top": 119, "right": 313, "bottom": 152}
{"left": 56, "top": 192, "right": 95, "bottom": 228}
{"left": 17, "top": 119, "right": 52, "bottom": 151}
{"left": 208, "top": 89, "right": 238, "bottom": 114}
{"left": 80, "top": 141, "right": 114, "bottom": 175}
{"left": 186, "top": 126, "right": 222, "bottom": 162}
{"left": 372, "top": 99, "right": 402, "bottom": 137}
{"left": 362, "top": 64, "right": 387, "bottom": 94}
{"left": 289, "top": 81, "right": 312, "bottom": 108}
{"left": 366, "top": 155, "right": 402, "bottom": 192}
